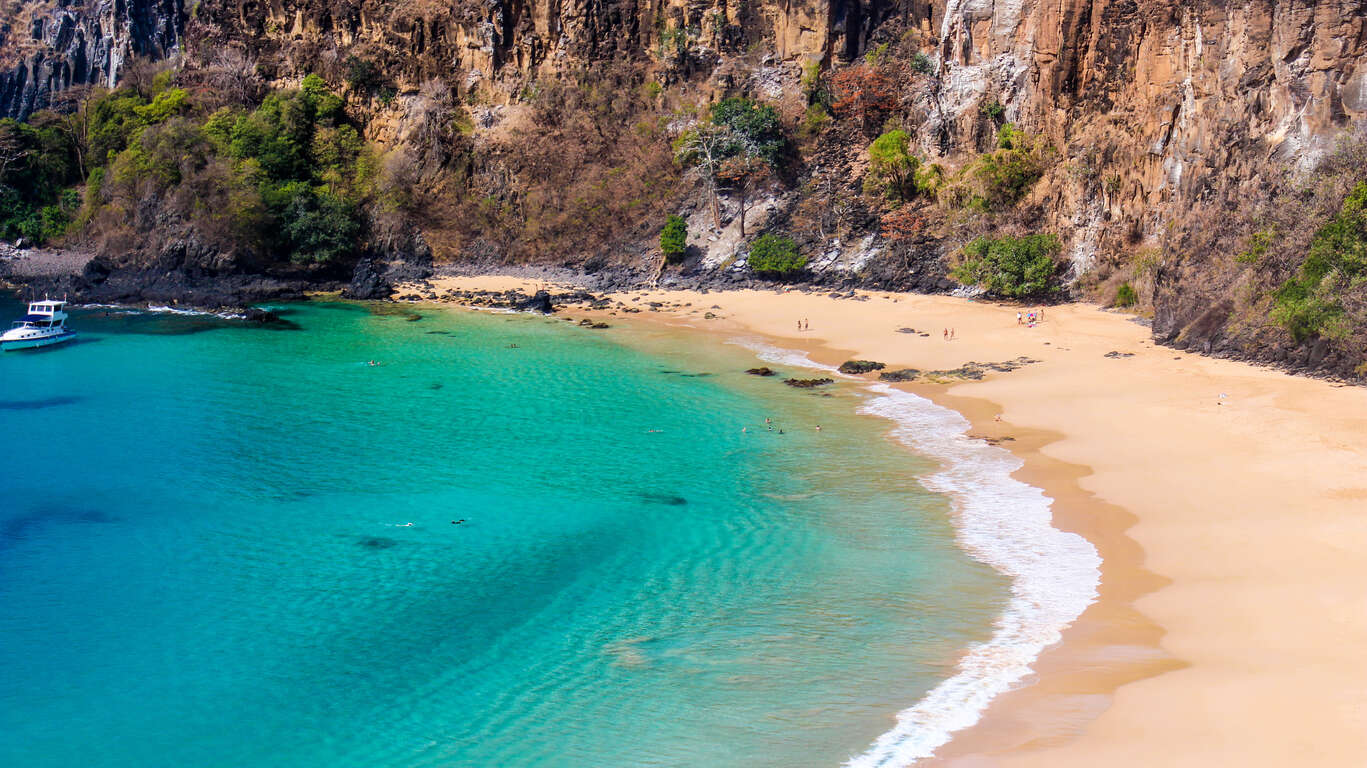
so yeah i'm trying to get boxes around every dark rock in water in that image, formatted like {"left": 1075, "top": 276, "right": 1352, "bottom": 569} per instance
{"left": 784, "top": 378, "right": 835, "bottom": 388}
{"left": 519, "top": 290, "right": 555, "bottom": 314}
{"left": 345, "top": 258, "right": 391, "bottom": 300}
{"left": 878, "top": 369, "right": 920, "bottom": 382}
{"left": 358, "top": 537, "right": 399, "bottom": 550}
{"left": 243, "top": 307, "right": 283, "bottom": 325}
{"left": 745, "top": 367, "right": 777, "bottom": 377}
{"left": 639, "top": 493, "right": 688, "bottom": 506}
{"left": 838, "top": 360, "right": 886, "bottom": 374}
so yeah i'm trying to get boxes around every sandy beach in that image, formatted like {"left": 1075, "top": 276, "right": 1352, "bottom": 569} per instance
{"left": 414, "top": 276, "right": 1367, "bottom": 766}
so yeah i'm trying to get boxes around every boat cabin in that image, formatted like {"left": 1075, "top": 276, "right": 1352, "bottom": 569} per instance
{"left": 11, "top": 300, "right": 67, "bottom": 328}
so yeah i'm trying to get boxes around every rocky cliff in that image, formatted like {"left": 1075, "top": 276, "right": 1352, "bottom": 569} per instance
{"left": 0, "top": 0, "right": 185, "bottom": 118}
{"left": 4, "top": 0, "right": 1367, "bottom": 374}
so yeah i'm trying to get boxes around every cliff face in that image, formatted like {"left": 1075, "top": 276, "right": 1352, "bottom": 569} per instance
{"left": 4, "top": 0, "right": 1367, "bottom": 371}
{"left": 0, "top": 0, "right": 185, "bottom": 118}
{"left": 927, "top": 1, "right": 1367, "bottom": 268}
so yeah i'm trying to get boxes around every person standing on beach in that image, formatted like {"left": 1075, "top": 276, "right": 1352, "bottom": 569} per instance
{"left": 1017, "top": 312, "right": 1023, "bottom": 325}
{"left": 943, "top": 328, "right": 948, "bottom": 341}
{"left": 950, "top": 328, "right": 956, "bottom": 340}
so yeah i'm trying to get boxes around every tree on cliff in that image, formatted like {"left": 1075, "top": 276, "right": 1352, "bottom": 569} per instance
{"left": 675, "top": 97, "right": 786, "bottom": 233}
{"left": 674, "top": 123, "right": 733, "bottom": 229}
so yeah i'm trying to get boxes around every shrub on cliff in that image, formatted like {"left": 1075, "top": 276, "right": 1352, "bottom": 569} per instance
{"left": 747, "top": 234, "right": 806, "bottom": 279}
{"left": 660, "top": 215, "right": 688, "bottom": 263}
{"left": 942, "top": 124, "right": 1047, "bottom": 212}
{"left": 952, "top": 234, "right": 1064, "bottom": 299}
{"left": 864, "top": 129, "right": 940, "bottom": 204}
{"left": 1114, "top": 282, "right": 1138, "bottom": 308}
{"left": 1271, "top": 181, "right": 1367, "bottom": 342}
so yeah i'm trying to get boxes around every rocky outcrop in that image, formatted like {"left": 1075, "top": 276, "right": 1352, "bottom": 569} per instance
{"left": 0, "top": 0, "right": 186, "bottom": 119}
{"left": 924, "top": 0, "right": 1367, "bottom": 275}
{"left": 838, "top": 359, "right": 886, "bottom": 374}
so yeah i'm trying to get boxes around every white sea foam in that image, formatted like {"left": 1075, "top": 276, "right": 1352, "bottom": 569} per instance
{"left": 730, "top": 334, "right": 1101, "bottom": 766}
{"left": 80, "top": 303, "right": 245, "bottom": 319}
{"left": 726, "top": 337, "right": 840, "bottom": 373}
{"left": 845, "top": 384, "right": 1100, "bottom": 766}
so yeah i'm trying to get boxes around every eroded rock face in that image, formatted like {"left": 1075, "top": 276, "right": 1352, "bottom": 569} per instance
{"left": 925, "top": 0, "right": 1367, "bottom": 272}
{"left": 6, "top": 0, "right": 1367, "bottom": 360}
{"left": 0, "top": 0, "right": 186, "bottom": 118}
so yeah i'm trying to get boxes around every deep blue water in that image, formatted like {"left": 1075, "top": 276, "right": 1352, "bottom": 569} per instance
{"left": 0, "top": 299, "right": 1005, "bottom": 767}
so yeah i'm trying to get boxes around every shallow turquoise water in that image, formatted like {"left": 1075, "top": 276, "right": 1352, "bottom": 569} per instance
{"left": 0, "top": 299, "right": 1005, "bottom": 767}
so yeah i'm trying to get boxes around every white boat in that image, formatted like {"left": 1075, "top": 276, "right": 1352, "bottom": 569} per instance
{"left": 2, "top": 299, "right": 77, "bottom": 351}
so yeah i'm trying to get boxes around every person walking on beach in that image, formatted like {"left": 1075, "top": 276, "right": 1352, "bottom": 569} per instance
{"left": 797, "top": 320, "right": 802, "bottom": 331}
{"left": 950, "top": 328, "right": 956, "bottom": 340}
{"left": 1017, "top": 311, "right": 1023, "bottom": 326}
{"left": 942, "top": 328, "right": 948, "bottom": 341}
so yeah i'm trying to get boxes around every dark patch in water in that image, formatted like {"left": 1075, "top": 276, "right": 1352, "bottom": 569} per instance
{"left": 429, "top": 383, "right": 444, "bottom": 390}
{"left": 1, "top": 506, "right": 118, "bottom": 549}
{"left": 679, "top": 373, "right": 713, "bottom": 378}
{"left": 366, "top": 305, "right": 423, "bottom": 322}
{"left": 639, "top": 493, "right": 688, "bottom": 506}
{"left": 425, "top": 330, "right": 452, "bottom": 335}
{"left": 272, "top": 489, "right": 314, "bottom": 501}
{"left": 0, "top": 395, "right": 83, "bottom": 411}
{"left": 358, "top": 536, "right": 399, "bottom": 550}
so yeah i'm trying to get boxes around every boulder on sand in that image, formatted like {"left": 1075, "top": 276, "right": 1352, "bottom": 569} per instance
{"left": 838, "top": 360, "right": 886, "bottom": 375}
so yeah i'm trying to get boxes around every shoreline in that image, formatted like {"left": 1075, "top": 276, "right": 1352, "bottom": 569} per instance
{"left": 408, "top": 277, "right": 1367, "bottom": 766}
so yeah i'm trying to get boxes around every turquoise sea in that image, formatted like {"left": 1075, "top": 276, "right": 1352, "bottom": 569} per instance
{"left": 0, "top": 297, "right": 1024, "bottom": 768}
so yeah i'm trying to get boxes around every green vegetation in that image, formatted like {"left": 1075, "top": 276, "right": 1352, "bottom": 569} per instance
{"left": 708, "top": 97, "right": 785, "bottom": 165}
{"left": 952, "top": 234, "right": 1064, "bottom": 298}
{"left": 863, "top": 129, "right": 938, "bottom": 204}
{"left": 1, "top": 70, "right": 372, "bottom": 264}
{"left": 980, "top": 100, "right": 1005, "bottom": 122}
{"left": 0, "top": 116, "right": 81, "bottom": 244}
{"left": 746, "top": 233, "right": 805, "bottom": 278}
{"left": 1114, "top": 282, "right": 1138, "bottom": 307}
{"left": 910, "top": 54, "right": 935, "bottom": 76}
{"left": 1271, "top": 182, "right": 1367, "bottom": 341}
{"left": 799, "top": 103, "right": 831, "bottom": 139}
{"left": 972, "top": 125, "right": 1044, "bottom": 209}
{"left": 942, "top": 124, "right": 1045, "bottom": 212}
{"left": 660, "top": 214, "right": 688, "bottom": 262}
{"left": 344, "top": 56, "right": 386, "bottom": 96}
{"left": 675, "top": 97, "right": 787, "bottom": 235}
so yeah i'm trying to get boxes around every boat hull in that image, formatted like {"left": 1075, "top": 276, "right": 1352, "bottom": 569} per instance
{"left": 1, "top": 330, "right": 77, "bottom": 351}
